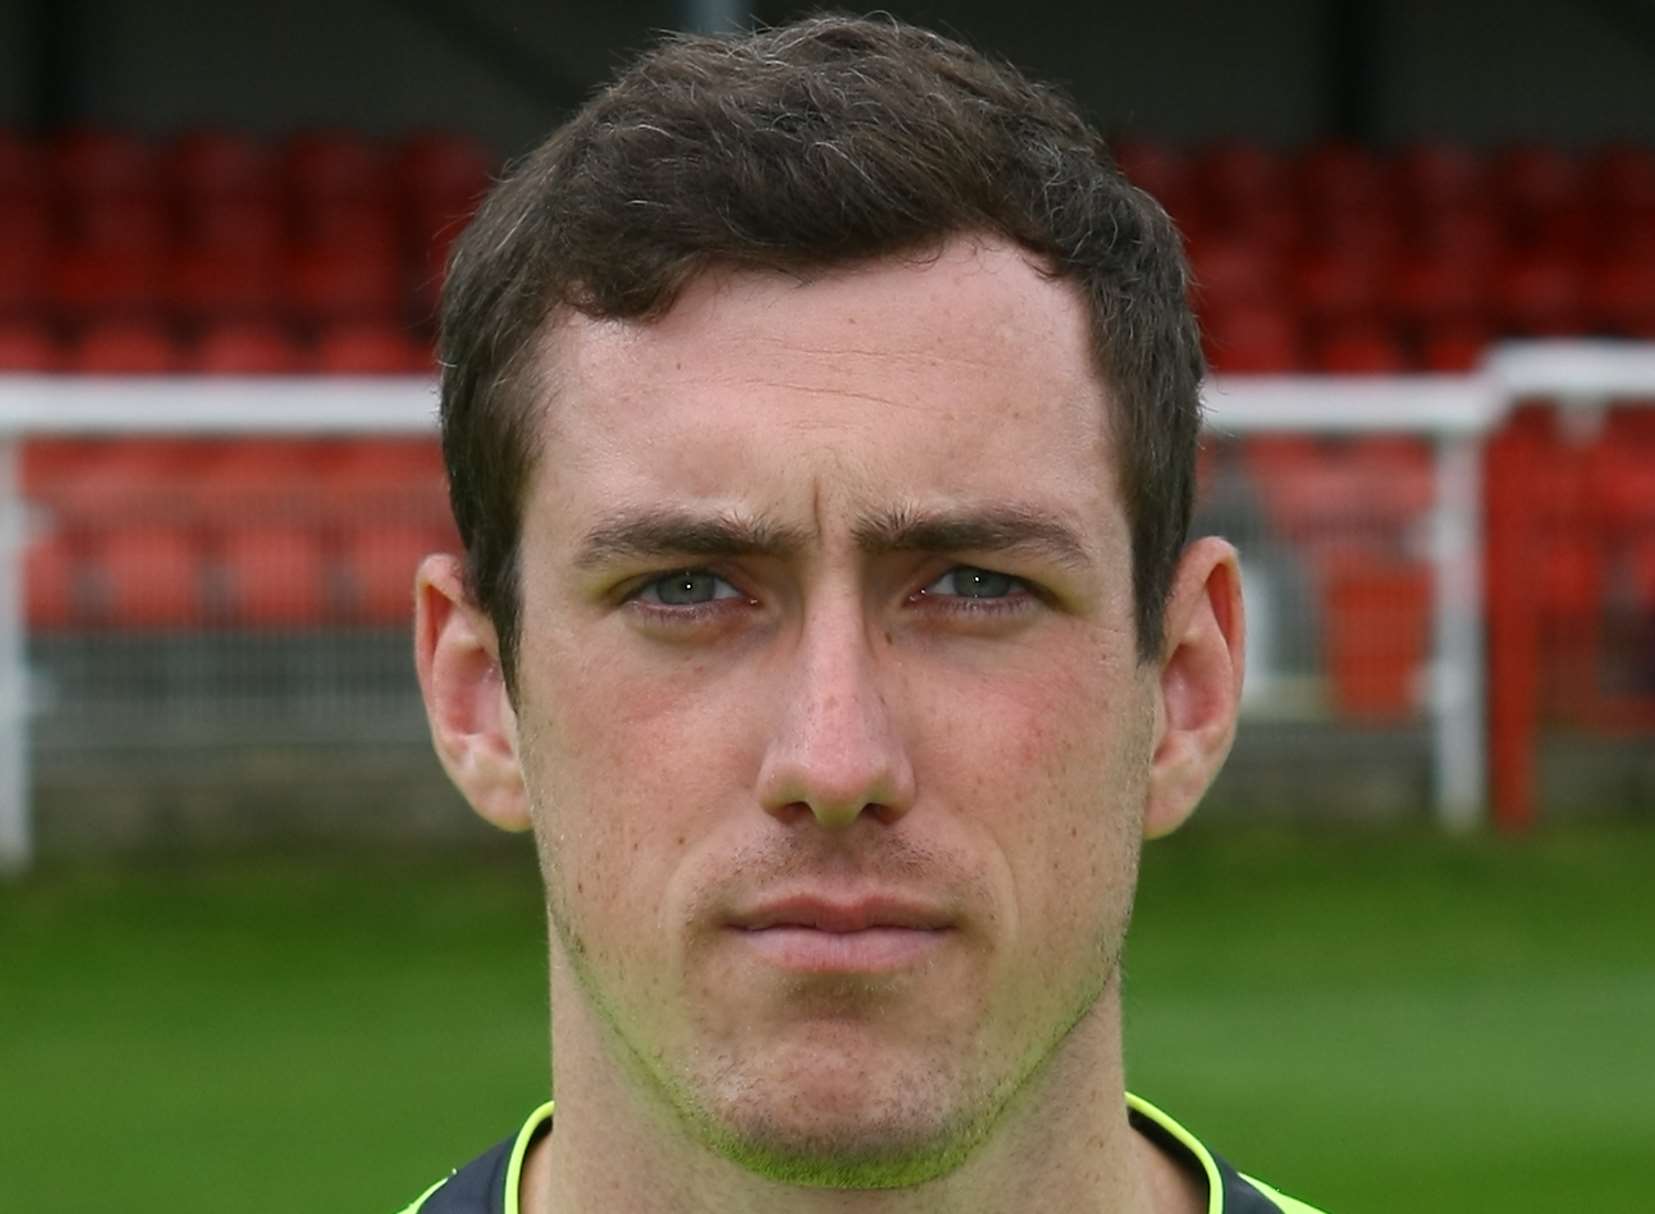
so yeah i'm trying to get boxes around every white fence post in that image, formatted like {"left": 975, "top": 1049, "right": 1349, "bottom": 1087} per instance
{"left": 0, "top": 435, "right": 29, "bottom": 875}
{"left": 1431, "top": 431, "right": 1486, "bottom": 831}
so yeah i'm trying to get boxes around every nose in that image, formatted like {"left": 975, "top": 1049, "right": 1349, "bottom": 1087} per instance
{"left": 756, "top": 603, "right": 916, "bottom": 830}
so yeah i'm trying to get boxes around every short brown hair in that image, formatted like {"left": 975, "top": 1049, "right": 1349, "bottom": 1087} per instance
{"left": 440, "top": 14, "right": 1202, "bottom": 692}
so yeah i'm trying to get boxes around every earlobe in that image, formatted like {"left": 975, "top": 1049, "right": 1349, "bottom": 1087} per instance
{"left": 413, "top": 553, "right": 533, "bottom": 832}
{"left": 1143, "top": 537, "right": 1246, "bottom": 840}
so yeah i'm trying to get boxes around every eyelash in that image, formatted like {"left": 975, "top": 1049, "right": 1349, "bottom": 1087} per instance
{"left": 622, "top": 566, "right": 1038, "bottom": 626}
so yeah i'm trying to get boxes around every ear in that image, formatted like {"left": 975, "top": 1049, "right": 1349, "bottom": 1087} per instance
{"left": 413, "top": 553, "right": 532, "bottom": 832}
{"left": 1143, "top": 536, "right": 1246, "bottom": 840}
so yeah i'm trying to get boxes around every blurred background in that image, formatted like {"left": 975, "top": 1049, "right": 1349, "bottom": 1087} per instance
{"left": 0, "top": 2, "right": 1651, "bottom": 1211}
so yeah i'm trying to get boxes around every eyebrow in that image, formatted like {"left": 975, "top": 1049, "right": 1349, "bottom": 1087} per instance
{"left": 851, "top": 504, "right": 1094, "bottom": 572}
{"left": 573, "top": 507, "right": 810, "bottom": 570}
{"left": 572, "top": 502, "right": 1094, "bottom": 572}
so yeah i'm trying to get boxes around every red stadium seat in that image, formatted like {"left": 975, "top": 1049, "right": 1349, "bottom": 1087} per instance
{"left": 191, "top": 321, "right": 309, "bottom": 373}
{"left": 185, "top": 195, "right": 287, "bottom": 256}
{"left": 1203, "top": 305, "right": 1304, "bottom": 373}
{"left": 167, "top": 246, "right": 283, "bottom": 321}
{"left": 396, "top": 132, "right": 492, "bottom": 210}
{"left": 1419, "top": 323, "right": 1492, "bottom": 373}
{"left": 217, "top": 524, "right": 332, "bottom": 626}
{"left": 0, "top": 195, "right": 53, "bottom": 249}
{"left": 68, "top": 320, "right": 182, "bottom": 373}
{"left": 296, "top": 199, "right": 399, "bottom": 256}
{"left": 1628, "top": 537, "right": 1655, "bottom": 612}
{"left": 0, "top": 321, "right": 62, "bottom": 371}
{"left": 1195, "top": 141, "right": 1291, "bottom": 221}
{"left": 24, "top": 530, "right": 79, "bottom": 629}
{"left": 1392, "top": 142, "right": 1485, "bottom": 210}
{"left": 1417, "top": 205, "right": 1507, "bottom": 267}
{"left": 50, "top": 130, "right": 157, "bottom": 201}
{"left": 284, "top": 245, "right": 403, "bottom": 323}
{"left": 1589, "top": 145, "right": 1655, "bottom": 214}
{"left": 1324, "top": 561, "right": 1432, "bottom": 721}
{"left": 1296, "top": 142, "right": 1387, "bottom": 216}
{"left": 1492, "top": 145, "right": 1583, "bottom": 216}
{"left": 68, "top": 194, "right": 172, "bottom": 252}
{"left": 1112, "top": 138, "right": 1199, "bottom": 225}
{"left": 315, "top": 321, "right": 429, "bottom": 374}
{"left": 1585, "top": 256, "right": 1655, "bottom": 337}
{"left": 166, "top": 131, "right": 278, "bottom": 203}
{"left": 1387, "top": 252, "right": 1490, "bottom": 326}
{"left": 0, "top": 130, "right": 44, "bottom": 201}
{"left": 20, "top": 438, "right": 105, "bottom": 495}
{"left": 344, "top": 522, "right": 443, "bottom": 623}
{"left": 1187, "top": 238, "right": 1282, "bottom": 312}
{"left": 1314, "top": 321, "right": 1411, "bottom": 374}
{"left": 49, "top": 246, "right": 166, "bottom": 317}
{"left": 1496, "top": 254, "right": 1586, "bottom": 336}
{"left": 1292, "top": 250, "right": 1384, "bottom": 323}
{"left": 282, "top": 130, "right": 387, "bottom": 205}
{"left": 0, "top": 241, "right": 47, "bottom": 317}
{"left": 88, "top": 526, "right": 205, "bottom": 628}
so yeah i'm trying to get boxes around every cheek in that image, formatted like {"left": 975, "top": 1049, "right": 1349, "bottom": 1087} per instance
{"left": 519, "top": 645, "right": 755, "bottom": 945}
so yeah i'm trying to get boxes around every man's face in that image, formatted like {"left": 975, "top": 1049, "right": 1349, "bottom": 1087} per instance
{"left": 511, "top": 236, "right": 1159, "bottom": 1184}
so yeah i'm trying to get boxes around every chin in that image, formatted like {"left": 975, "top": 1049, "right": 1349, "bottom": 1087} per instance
{"left": 682, "top": 1042, "right": 995, "bottom": 1189}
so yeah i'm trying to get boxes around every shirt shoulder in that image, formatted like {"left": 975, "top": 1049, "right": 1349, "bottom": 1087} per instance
{"left": 1126, "top": 1092, "right": 1333, "bottom": 1214}
{"left": 395, "top": 1102, "right": 554, "bottom": 1214}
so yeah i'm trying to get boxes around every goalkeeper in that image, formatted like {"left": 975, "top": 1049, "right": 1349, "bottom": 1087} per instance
{"left": 403, "top": 14, "right": 1327, "bottom": 1213}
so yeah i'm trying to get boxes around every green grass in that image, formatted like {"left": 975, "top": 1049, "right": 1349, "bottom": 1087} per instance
{"left": 2, "top": 824, "right": 1652, "bottom": 1212}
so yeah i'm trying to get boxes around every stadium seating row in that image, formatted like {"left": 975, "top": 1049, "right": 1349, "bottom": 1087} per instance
{"left": 3, "top": 130, "right": 1654, "bottom": 371}
{"left": 0, "top": 318, "right": 432, "bottom": 374}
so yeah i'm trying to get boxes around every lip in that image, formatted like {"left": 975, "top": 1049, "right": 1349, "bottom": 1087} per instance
{"left": 727, "top": 894, "right": 954, "bottom": 974}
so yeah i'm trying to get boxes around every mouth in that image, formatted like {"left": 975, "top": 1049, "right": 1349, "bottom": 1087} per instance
{"left": 727, "top": 895, "right": 955, "bottom": 974}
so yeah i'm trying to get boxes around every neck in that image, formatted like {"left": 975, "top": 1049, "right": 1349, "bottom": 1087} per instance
{"left": 521, "top": 954, "right": 1198, "bottom": 1214}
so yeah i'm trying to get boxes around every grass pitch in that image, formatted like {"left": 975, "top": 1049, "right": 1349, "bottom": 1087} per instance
{"left": 2, "top": 822, "right": 1651, "bottom": 1212}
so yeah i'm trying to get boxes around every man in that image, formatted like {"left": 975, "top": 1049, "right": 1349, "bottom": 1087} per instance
{"left": 404, "top": 14, "right": 1326, "bottom": 1213}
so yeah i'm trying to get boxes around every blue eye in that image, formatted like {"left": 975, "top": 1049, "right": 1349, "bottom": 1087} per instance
{"left": 635, "top": 569, "right": 743, "bottom": 606}
{"left": 921, "top": 566, "right": 1024, "bottom": 599}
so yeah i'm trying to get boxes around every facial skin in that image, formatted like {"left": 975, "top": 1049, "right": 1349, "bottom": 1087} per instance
{"left": 417, "top": 235, "right": 1244, "bottom": 1213}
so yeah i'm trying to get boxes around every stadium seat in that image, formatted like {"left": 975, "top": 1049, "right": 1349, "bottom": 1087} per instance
{"left": 1292, "top": 250, "right": 1385, "bottom": 323}
{"left": 0, "top": 321, "right": 62, "bottom": 371}
{"left": 49, "top": 246, "right": 167, "bottom": 318}
{"left": 0, "top": 129, "right": 43, "bottom": 200}
{"left": 185, "top": 195, "right": 288, "bottom": 256}
{"left": 1590, "top": 145, "right": 1655, "bottom": 213}
{"left": 167, "top": 246, "right": 283, "bottom": 321}
{"left": 283, "top": 130, "right": 387, "bottom": 205}
{"left": 1586, "top": 256, "right": 1655, "bottom": 337}
{"left": 343, "top": 522, "right": 443, "bottom": 623}
{"left": 24, "top": 530, "right": 79, "bottom": 630}
{"left": 1496, "top": 254, "right": 1586, "bottom": 336}
{"left": 166, "top": 131, "right": 278, "bottom": 203}
{"left": 396, "top": 131, "right": 492, "bottom": 211}
{"left": 68, "top": 320, "right": 183, "bottom": 373}
{"left": 315, "top": 321, "right": 430, "bottom": 374}
{"left": 1387, "top": 252, "right": 1489, "bottom": 326}
{"left": 87, "top": 525, "right": 205, "bottom": 628}
{"left": 1323, "top": 561, "right": 1432, "bottom": 720}
{"left": 217, "top": 524, "right": 332, "bottom": 626}
{"left": 191, "top": 322, "right": 310, "bottom": 373}
{"left": 1195, "top": 141, "right": 1291, "bottom": 220}
{"left": 1187, "top": 239, "right": 1283, "bottom": 312}
{"left": 1392, "top": 142, "right": 1485, "bottom": 210}
{"left": 1296, "top": 141, "right": 1387, "bottom": 216}
{"left": 1202, "top": 305, "right": 1304, "bottom": 373}
{"left": 1493, "top": 145, "right": 1584, "bottom": 216}
{"left": 283, "top": 245, "right": 403, "bottom": 323}
{"left": 50, "top": 129, "right": 157, "bottom": 202}
{"left": 0, "top": 241, "right": 47, "bottom": 317}
{"left": 1314, "top": 320, "right": 1411, "bottom": 373}
{"left": 1419, "top": 322, "right": 1492, "bottom": 373}
{"left": 1112, "top": 138, "right": 1199, "bottom": 225}
{"left": 0, "top": 195, "right": 53, "bottom": 251}
{"left": 68, "top": 194, "right": 173, "bottom": 252}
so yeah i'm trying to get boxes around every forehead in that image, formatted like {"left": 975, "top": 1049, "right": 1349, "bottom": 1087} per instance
{"left": 528, "top": 236, "right": 1122, "bottom": 542}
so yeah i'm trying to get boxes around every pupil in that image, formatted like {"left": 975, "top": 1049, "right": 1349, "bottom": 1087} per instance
{"left": 659, "top": 571, "right": 714, "bottom": 605}
{"left": 960, "top": 568, "right": 1011, "bottom": 597}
